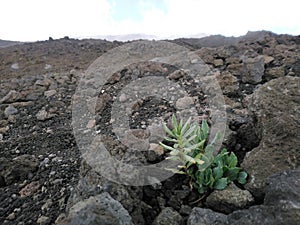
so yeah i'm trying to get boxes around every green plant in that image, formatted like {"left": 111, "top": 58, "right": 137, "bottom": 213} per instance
{"left": 160, "top": 115, "right": 247, "bottom": 194}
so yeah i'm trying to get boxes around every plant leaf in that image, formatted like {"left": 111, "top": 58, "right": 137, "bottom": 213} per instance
{"left": 194, "top": 158, "right": 205, "bottom": 165}
{"left": 213, "top": 166, "right": 223, "bottom": 180}
{"left": 184, "top": 139, "right": 206, "bottom": 153}
{"left": 201, "top": 120, "right": 209, "bottom": 139}
{"left": 169, "top": 149, "right": 180, "bottom": 156}
{"left": 159, "top": 142, "right": 177, "bottom": 152}
{"left": 184, "top": 154, "right": 196, "bottom": 164}
{"left": 165, "top": 156, "right": 180, "bottom": 162}
{"left": 226, "top": 167, "right": 240, "bottom": 181}
{"left": 227, "top": 152, "right": 238, "bottom": 168}
{"left": 214, "top": 178, "right": 228, "bottom": 190}
{"left": 163, "top": 136, "right": 178, "bottom": 143}
{"left": 172, "top": 114, "right": 178, "bottom": 133}
{"left": 162, "top": 123, "right": 175, "bottom": 138}
{"left": 181, "top": 117, "right": 191, "bottom": 134}
{"left": 182, "top": 124, "right": 198, "bottom": 139}
{"left": 238, "top": 171, "right": 248, "bottom": 184}
{"left": 211, "top": 131, "right": 222, "bottom": 145}
{"left": 165, "top": 168, "right": 186, "bottom": 174}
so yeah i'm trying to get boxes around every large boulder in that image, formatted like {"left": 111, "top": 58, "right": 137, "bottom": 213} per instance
{"left": 228, "top": 169, "right": 300, "bottom": 225}
{"left": 152, "top": 207, "right": 183, "bottom": 225}
{"left": 0, "top": 155, "right": 39, "bottom": 186}
{"left": 187, "top": 208, "right": 228, "bottom": 225}
{"left": 58, "top": 192, "right": 133, "bottom": 225}
{"left": 241, "top": 56, "right": 265, "bottom": 84}
{"left": 205, "top": 183, "right": 254, "bottom": 213}
{"left": 188, "top": 169, "right": 300, "bottom": 225}
{"left": 242, "top": 76, "right": 300, "bottom": 199}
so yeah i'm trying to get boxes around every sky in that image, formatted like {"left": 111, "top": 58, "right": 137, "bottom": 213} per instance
{"left": 0, "top": 0, "right": 299, "bottom": 41}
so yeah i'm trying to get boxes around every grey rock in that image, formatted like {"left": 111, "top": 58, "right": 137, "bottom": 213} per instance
{"left": 213, "top": 59, "right": 224, "bottom": 67}
{"left": 236, "top": 122, "right": 260, "bottom": 151}
{"left": 0, "top": 155, "right": 39, "bottom": 186}
{"left": 153, "top": 207, "right": 183, "bottom": 225}
{"left": 36, "top": 109, "right": 56, "bottom": 121}
{"left": 264, "top": 169, "right": 300, "bottom": 206}
{"left": 37, "top": 216, "right": 50, "bottom": 225}
{"left": 44, "top": 90, "right": 57, "bottom": 98}
{"left": 188, "top": 170, "right": 300, "bottom": 225}
{"left": 206, "top": 183, "right": 254, "bottom": 213}
{"left": 216, "top": 71, "right": 239, "bottom": 95}
{"left": 36, "top": 109, "right": 48, "bottom": 121}
{"left": 11, "top": 63, "right": 19, "bottom": 70}
{"left": 59, "top": 192, "right": 133, "bottom": 225}
{"left": 0, "top": 90, "right": 21, "bottom": 103}
{"left": 228, "top": 169, "right": 300, "bottom": 225}
{"left": 242, "top": 76, "right": 300, "bottom": 199}
{"left": 167, "top": 70, "right": 187, "bottom": 80}
{"left": 242, "top": 56, "right": 265, "bottom": 84}
{"left": 179, "top": 205, "right": 192, "bottom": 215}
{"left": 264, "top": 66, "right": 285, "bottom": 81}
{"left": 175, "top": 96, "right": 194, "bottom": 110}
{"left": 4, "top": 105, "right": 18, "bottom": 117}
{"left": 262, "top": 55, "right": 274, "bottom": 64}
{"left": 187, "top": 208, "right": 228, "bottom": 225}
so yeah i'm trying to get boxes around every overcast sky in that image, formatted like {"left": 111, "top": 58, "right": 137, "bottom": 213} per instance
{"left": 1, "top": 0, "right": 299, "bottom": 41}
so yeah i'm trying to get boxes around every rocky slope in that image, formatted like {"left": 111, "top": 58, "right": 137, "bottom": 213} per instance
{"left": 0, "top": 31, "right": 299, "bottom": 225}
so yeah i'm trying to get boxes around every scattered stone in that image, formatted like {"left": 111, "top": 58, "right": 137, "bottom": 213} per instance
{"left": 0, "top": 120, "right": 8, "bottom": 127}
{"left": 242, "top": 76, "right": 300, "bottom": 199}
{"left": 0, "top": 126, "right": 9, "bottom": 134}
{"left": 167, "top": 70, "right": 186, "bottom": 80}
{"left": 4, "top": 105, "right": 18, "bottom": 117}
{"left": 213, "top": 59, "right": 224, "bottom": 67}
{"left": 216, "top": 71, "right": 239, "bottom": 95}
{"left": 149, "top": 143, "right": 164, "bottom": 156}
{"left": 19, "top": 181, "right": 40, "bottom": 197}
{"left": 175, "top": 96, "right": 194, "bottom": 110}
{"left": 11, "top": 63, "right": 19, "bottom": 70}
{"left": 153, "top": 207, "right": 183, "bottom": 225}
{"left": 44, "top": 64, "right": 52, "bottom": 70}
{"left": 7, "top": 212, "right": 16, "bottom": 220}
{"left": 36, "top": 109, "right": 56, "bottom": 121}
{"left": 0, "top": 90, "right": 21, "bottom": 103}
{"left": 35, "top": 78, "right": 52, "bottom": 87}
{"left": 37, "top": 216, "right": 50, "bottom": 225}
{"left": 242, "top": 56, "right": 265, "bottom": 84}
{"left": 148, "top": 122, "right": 165, "bottom": 143}
{"left": 179, "top": 205, "right": 192, "bottom": 215}
{"left": 86, "top": 119, "right": 96, "bottom": 129}
{"left": 41, "top": 199, "right": 53, "bottom": 212}
{"left": 7, "top": 115, "right": 17, "bottom": 123}
{"left": 227, "top": 169, "right": 300, "bottom": 225}
{"left": 264, "top": 169, "right": 300, "bottom": 206}
{"left": 264, "top": 66, "right": 285, "bottom": 80}
{"left": 58, "top": 192, "right": 133, "bottom": 225}
{"left": 44, "top": 89, "right": 57, "bottom": 98}
{"left": 187, "top": 208, "right": 228, "bottom": 225}
{"left": 262, "top": 55, "right": 274, "bottom": 64}
{"left": 0, "top": 155, "right": 39, "bottom": 186}
{"left": 206, "top": 183, "right": 255, "bottom": 213}
{"left": 119, "top": 93, "right": 127, "bottom": 102}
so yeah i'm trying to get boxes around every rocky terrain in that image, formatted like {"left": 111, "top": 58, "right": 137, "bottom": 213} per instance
{"left": 0, "top": 31, "right": 299, "bottom": 225}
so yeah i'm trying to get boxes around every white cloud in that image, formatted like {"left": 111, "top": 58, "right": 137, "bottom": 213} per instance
{"left": 0, "top": 0, "right": 114, "bottom": 41}
{"left": 0, "top": 0, "right": 299, "bottom": 41}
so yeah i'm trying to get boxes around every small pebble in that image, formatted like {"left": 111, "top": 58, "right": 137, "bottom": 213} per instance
{"left": 7, "top": 212, "right": 15, "bottom": 220}
{"left": 48, "top": 153, "right": 56, "bottom": 158}
{"left": 37, "top": 216, "right": 50, "bottom": 225}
